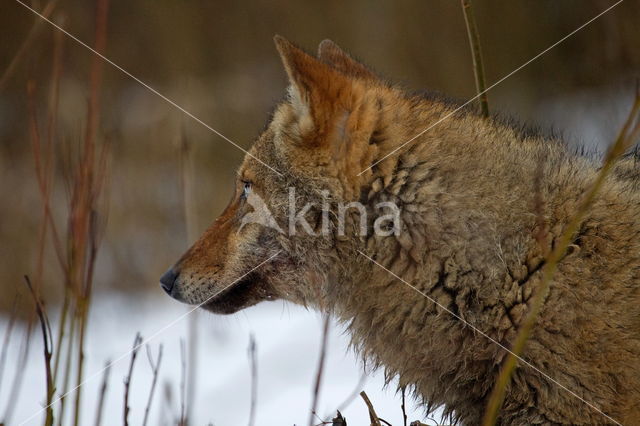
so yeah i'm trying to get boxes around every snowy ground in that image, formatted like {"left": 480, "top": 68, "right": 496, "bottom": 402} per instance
{"left": 1, "top": 293, "right": 433, "bottom": 426}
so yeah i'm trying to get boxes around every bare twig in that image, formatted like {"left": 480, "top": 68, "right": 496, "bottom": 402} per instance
{"left": 325, "top": 371, "right": 367, "bottom": 421}
{"left": 28, "top": 73, "right": 65, "bottom": 278}
{"left": 83, "top": 0, "right": 109, "bottom": 150}
{"left": 160, "top": 380, "right": 175, "bottom": 426}
{"left": 142, "top": 344, "right": 164, "bottom": 426}
{"left": 56, "top": 305, "right": 76, "bottom": 426}
{"left": 0, "top": 0, "right": 58, "bottom": 92}
{"left": 123, "top": 333, "right": 142, "bottom": 426}
{"left": 26, "top": 47, "right": 65, "bottom": 424}
{"left": 401, "top": 388, "right": 408, "bottom": 426}
{"left": 359, "top": 391, "right": 382, "bottom": 426}
{"left": 461, "top": 0, "right": 489, "bottom": 118}
{"left": 24, "top": 276, "right": 55, "bottom": 426}
{"left": 32, "top": 13, "right": 64, "bottom": 299}
{"left": 72, "top": 1, "right": 110, "bottom": 425}
{"left": 47, "top": 20, "right": 70, "bottom": 380}
{"left": 482, "top": 87, "right": 640, "bottom": 425}
{"left": 21, "top": 10, "right": 113, "bottom": 426}
{"left": 331, "top": 411, "right": 347, "bottom": 426}
{"left": 185, "top": 315, "right": 198, "bottom": 425}
{"left": 179, "top": 339, "right": 187, "bottom": 426}
{"left": 309, "top": 315, "right": 331, "bottom": 426}
{"left": 248, "top": 335, "right": 258, "bottom": 426}
{"left": 52, "top": 292, "right": 70, "bottom": 384}
{"left": 27, "top": 70, "right": 63, "bottom": 298}
{"left": 94, "top": 360, "right": 111, "bottom": 426}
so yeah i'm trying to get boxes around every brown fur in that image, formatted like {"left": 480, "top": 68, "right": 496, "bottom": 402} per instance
{"left": 163, "top": 37, "right": 640, "bottom": 424}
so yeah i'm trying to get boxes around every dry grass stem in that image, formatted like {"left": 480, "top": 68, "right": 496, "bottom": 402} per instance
{"left": 179, "top": 339, "right": 188, "bottom": 426}
{"left": 0, "top": 0, "right": 58, "bottom": 92}
{"left": 24, "top": 275, "right": 55, "bottom": 426}
{"left": 142, "top": 345, "right": 164, "bottom": 426}
{"left": 461, "top": 0, "right": 489, "bottom": 117}
{"left": 325, "top": 372, "right": 367, "bottom": 421}
{"left": 359, "top": 391, "right": 382, "bottom": 426}
{"left": 482, "top": 87, "right": 640, "bottom": 425}
{"left": 309, "top": 315, "right": 331, "bottom": 426}
{"left": 94, "top": 360, "right": 111, "bottom": 426}
{"left": 123, "top": 333, "right": 142, "bottom": 426}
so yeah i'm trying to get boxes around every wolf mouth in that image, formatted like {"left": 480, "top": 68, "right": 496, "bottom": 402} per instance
{"left": 202, "top": 272, "right": 269, "bottom": 314}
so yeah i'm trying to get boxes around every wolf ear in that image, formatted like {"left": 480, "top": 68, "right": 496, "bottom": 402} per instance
{"left": 274, "top": 35, "right": 361, "bottom": 141}
{"left": 317, "top": 39, "right": 378, "bottom": 81}
{"left": 274, "top": 36, "right": 379, "bottom": 196}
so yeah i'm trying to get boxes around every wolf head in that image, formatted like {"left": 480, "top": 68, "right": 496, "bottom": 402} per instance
{"left": 160, "top": 37, "right": 414, "bottom": 314}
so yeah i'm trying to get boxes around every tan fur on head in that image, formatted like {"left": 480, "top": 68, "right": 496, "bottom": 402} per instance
{"left": 163, "top": 37, "right": 640, "bottom": 425}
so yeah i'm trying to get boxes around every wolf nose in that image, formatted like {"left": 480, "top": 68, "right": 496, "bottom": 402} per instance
{"left": 160, "top": 268, "right": 178, "bottom": 294}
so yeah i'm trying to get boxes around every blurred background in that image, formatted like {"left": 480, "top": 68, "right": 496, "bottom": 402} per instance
{"left": 0, "top": 0, "right": 639, "bottom": 425}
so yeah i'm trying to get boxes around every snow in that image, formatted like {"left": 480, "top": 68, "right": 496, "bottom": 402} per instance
{"left": 1, "top": 293, "right": 432, "bottom": 426}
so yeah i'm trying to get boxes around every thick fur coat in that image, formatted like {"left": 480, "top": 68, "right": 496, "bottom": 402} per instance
{"left": 162, "top": 37, "right": 640, "bottom": 424}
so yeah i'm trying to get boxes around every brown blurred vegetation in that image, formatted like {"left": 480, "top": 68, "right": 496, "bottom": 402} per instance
{"left": 1, "top": 0, "right": 639, "bottom": 313}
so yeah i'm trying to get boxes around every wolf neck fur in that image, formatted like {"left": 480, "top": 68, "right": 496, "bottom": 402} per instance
{"left": 325, "top": 98, "right": 612, "bottom": 421}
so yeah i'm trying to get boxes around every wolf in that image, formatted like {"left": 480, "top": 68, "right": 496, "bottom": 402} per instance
{"left": 160, "top": 36, "right": 640, "bottom": 424}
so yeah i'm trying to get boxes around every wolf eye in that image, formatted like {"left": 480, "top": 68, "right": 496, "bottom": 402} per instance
{"left": 241, "top": 181, "right": 252, "bottom": 198}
